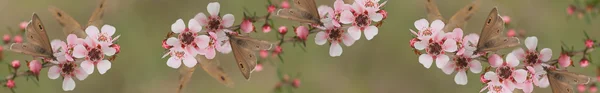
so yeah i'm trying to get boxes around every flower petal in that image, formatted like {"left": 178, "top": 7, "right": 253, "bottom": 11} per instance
{"left": 369, "top": 13, "right": 383, "bottom": 22}
{"left": 81, "top": 61, "right": 95, "bottom": 74}
{"left": 315, "top": 31, "right": 328, "bottom": 45}
{"left": 419, "top": 54, "right": 434, "bottom": 68}
{"left": 441, "top": 62, "right": 455, "bottom": 75}
{"left": 205, "top": 48, "right": 216, "bottom": 59}
{"left": 455, "top": 71, "right": 468, "bottom": 85}
{"left": 329, "top": 42, "right": 343, "bottom": 57}
{"left": 488, "top": 54, "right": 503, "bottom": 67}
{"left": 364, "top": 26, "right": 378, "bottom": 40}
{"left": 102, "top": 46, "right": 117, "bottom": 56}
{"left": 342, "top": 33, "right": 356, "bottom": 46}
{"left": 72, "top": 45, "right": 87, "bottom": 58}
{"left": 525, "top": 36, "right": 538, "bottom": 51}
{"left": 540, "top": 48, "right": 552, "bottom": 62}
{"left": 536, "top": 76, "right": 550, "bottom": 88}
{"left": 506, "top": 53, "right": 520, "bottom": 67}
{"left": 75, "top": 68, "right": 89, "bottom": 80}
{"left": 443, "top": 39, "right": 458, "bottom": 52}
{"left": 85, "top": 26, "right": 100, "bottom": 37}
{"left": 196, "top": 35, "right": 210, "bottom": 48}
{"left": 101, "top": 25, "right": 116, "bottom": 36}
{"left": 194, "top": 13, "right": 208, "bottom": 26}
{"left": 97, "top": 60, "right": 111, "bottom": 74}
{"left": 414, "top": 40, "right": 428, "bottom": 50}
{"left": 166, "top": 37, "right": 180, "bottom": 46}
{"left": 167, "top": 57, "right": 182, "bottom": 68}
{"left": 348, "top": 26, "right": 362, "bottom": 40}
{"left": 183, "top": 56, "right": 198, "bottom": 67}
{"left": 484, "top": 72, "right": 498, "bottom": 81}
{"left": 512, "top": 48, "right": 526, "bottom": 61}
{"left": 339, "top": 10, "right": 355, "bottom": 24}
{"left": 414, "top": 19, "right": 429, "bottom": 31}
{"left": 207, "top": 2, "right": 221, "bottom": 17}
{"left": 470, "top": 60, "right": 482, "bottom": 73}
{"left": 62, "top": 77, "right": 76, "bottom": 91}
{"left": 171, "top": 19, "right": 185, "bottom": 33}
{"left": 436, "top": 55, "right": 450, "bottom": 68}
{"left": 188, "top": 19, "right": 202, "bottom": 32}
{"left": 222, "top": 14, "right": 235, "bottom": 27}
{"left": 514, "top": 69, "right": 528, "bottom": 83}
{"left": 430, "top": 20, "right": 445, "bottom": 32}
{"left": 48, "top": 66, "right": 60, "bottom": 79}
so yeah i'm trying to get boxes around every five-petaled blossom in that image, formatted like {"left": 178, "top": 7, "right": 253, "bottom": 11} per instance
{"left": 170, "top": 19, "right": 208, "bottom": 57}
{"left": 486, "top": 53, "right": 528, "bottom": 92}
{"left": 48, "top": 56, "right": 89, "bottom": 91}
{"left": 73, "top": 26, "right": 118, "bottom": 75}
{"left": 412, "top": 19, "right": 456, "bottom": 69}
{"left": 194, "top": 2, "right": 235, "bottom": 39}
{"left": 441, "top": 30, "right": 481, "bottom": 85}
{"left": 315, "top": 6, "right": 356, "bottom": 57}
{"left": 511, "top": 37, "right": 551, "bottom": 77}
{"left": 339, "top": 0, "right": 383, "bottom": 40}
{"left": 164, "top": 38, "right": 199, "bottom": 68}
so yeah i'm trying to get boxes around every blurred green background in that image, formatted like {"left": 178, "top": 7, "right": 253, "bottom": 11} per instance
{"left": 1, "top": 0, "right": 600, "bottom": 93}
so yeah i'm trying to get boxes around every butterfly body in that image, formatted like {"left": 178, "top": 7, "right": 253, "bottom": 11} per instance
{"left": 48, "top": 0, "right": 106, "bottom": 38}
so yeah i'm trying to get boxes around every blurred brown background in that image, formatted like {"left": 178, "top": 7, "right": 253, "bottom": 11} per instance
{"left": 0, "top": 0, "right": 599, "bottom": 93}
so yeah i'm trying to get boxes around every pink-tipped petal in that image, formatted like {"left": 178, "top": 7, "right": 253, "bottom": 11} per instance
{"left": 205, "top": 48, "right": 216, "bottom": 59}
{"left": 430, "top": 20, "right": 445, "bottom": 32}
{"left": 512, "top": 48, "right": 526, "bottom": 61}
{"left": 171, "top": 19, "right": 185, "bottom": 33}
{"left": 102, "top": 46, "right": 117, "bottom": 56}
{"left": 222, "top": 14, "right": 235, "bottom": 27}
{"left": 318, "top": 6, "right": 334, "bottom": 18}
{"left": 369, "top": 13, "right": 383, "bottom": 22}
{"left": 62, "top": 77, "right": 76, "bottom": 91}
{"left": 506, "top": 53, "right": 520, "bottom": 67}
{"left": 97, "top": 60, "right": 111, "bottom": 74}
{"left": 525, "top": 37, "right": 538, "bottom": 51}
{"left": 536, "top": 76, "right": 550, "bottom": 88}
{"left": 329, "top": 42, "right": 343, "bottom": 57}
{"left": 207, "top": 2, "right": 221, "bottom": 17}
{"left": 364, "top": 26, "right": 378, "bottom": 40}
{"left": 75, "top": 68, "right": 89, "bottom": 80}
{"left": 488, "top": 54, "right": 503, "bottom": 67}
{"left": 217, "top": 42, "right": 232, "bottom": 53}
{"left": 166, "top": 37, "right": 180, "bottom": 46}
{"left": 315, "top": 31, "right": 328, "bottom": 45}
{"left": 81, "top": 61, "right": 95, "bottom": 74}
{"left": 342, "top": 33, "right": 356, "bottom": 46}
{"left": 514, "top": 69, "right": 528, "bottom": 83}
{"left": 441, "top": 62, "right": 455, "bottom": 74}
{"left": 436, "top": 55, "right": 450, "bottom": 68}
{"left": 443, "top": 39, "right": 458, "bottom": 52}
{"left": 484, "top": 72, "right": 498, "bottom": 81}
{"left": 470, "top": 60, "right": 482, "bottom": 73}
{"left": 419, "top": 54, "right": 433, "bottom": 68}
{"left": 72, "top": 45, "right": 87, "bottom": 58}
{"left": 196, "top": 35, "right": 210, "bottom": 48}
{"left": 452, "top": 28, "right": 463, "bottom": 40}
{"left": 167, "top": 57, "right": 182, "bottom": 68}
{"left": 188, "top": 19, "right": 203, "bottom": 32}
{"left": 85, "top": 26, "right": 100, "bottom": 37}
{"left": 67, "top": 34, "right": 82, "bottom": 45}
{"left": 183, "top": 56, "right": 198, "bottom": 68}
{"left": 414, "top": 40, "right": 428, "bottom": 50}
{"left": 348, "top": 26, "right": 362, "bottom": 40}
{"left": 521, "top": 82, "right": 534, "bottom": 93}
{"left": 540, "top": 48, "right": 552, "bottom": 62}
{"left": 101, "top": 25, "right": 116, "bottom": 36}
{"left": 194, "top": 13, "right": 208, "bottom": 26}
{"left": 455, "top": 71, "right": 468, "bottom": 85}
{"left": 414, "top": 19, "right": 429, "bottom": 31}
{"left": 339, "top": 10, "right": 355, "bottom": 24}
{"left": 48, "top": 66, "right": 60, "bottom": 79}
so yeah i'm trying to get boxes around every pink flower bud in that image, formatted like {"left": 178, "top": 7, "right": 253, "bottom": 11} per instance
{"left": 28, "top": 60, "right": 41, "bottom": 75}
{"left": 278, "top": 26, "right": 288, "bottom": 35}
{"left": 267, "top": 5, "right": 276, "bottom": 13}
{"left": 568, "top": 5, "right": 576, "bottom": 15}
{"left": 111, "top": 44, "right": 121, "bottom": 54}
{"left": 410, "top": 38, "right": 418, "bottom": 48}
{"left": 558, "top": 54, "right": 571, "bottom": 67}
{"left": 255, "top": 64, "right": 263, "bottom": 72}
{"left": 6, "top": 80, "right": 15, "bottom": 89}
{"left": 162, "top": 40, "right": 172, "bottom": 49}
{"left": 379, "top": 10, "right": 388, "bottom": 20}
{"left": 480, "top": 74, "right": 489, "bottom": 83}
{"left": 578, "top": 84, "right": 587, "bottom": 92}
{"left": 19, "top": 21, "right": 28, "bottom": 30}
{"left": 586, "top": 39, "right": 594, "bottom": 48}
{"left": 580, "top": 58, "right": 590, "bottom": 67}
{"left": 241, "top": 19, "right": 254, "bottom": 33}
{"left": 260, "top": 50, "right": 269, "bottom": 58}
{"left": 13, "top": 35, "right": 23, "bottom": 43}
{"left": 502, "top": 16, "right": 511, "bottom": 24}
{"left": 273, "top": 46, "right": 283, "bottom": 55}
{"left": 591, "top": 85, "right": 598, "bottom": 93}
{"left": 3, "top": 34, "right": 10, "bottom": 43}
{"left": 11, "top": 60, "right": 20, "bottom": 69}
{"left": 281, "top": 1, "right": 290, "bottom": 9}
{"left": 295, "top": 26, "right": 309, "bottom": 40}
{"left": 262, "top": 24, "right": 272, "bottom": 33}
{"left": 507, "top": 29, "right": 516, "bottom": 37}
{"left": 292, "top": 79, "right": 301, "bottom": 88}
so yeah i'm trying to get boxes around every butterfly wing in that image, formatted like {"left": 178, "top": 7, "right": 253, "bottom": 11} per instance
{"left": 548, "top": 73, "right": 575, "bottom": 93}
{"left": 229, "top": 35, "right": 274, "bottom": 51}
{"left": 276, "top": 9, "right": 321, "bottom": 24}
{"left": 476, "top": 8, "right": 516, "bottom": 52}
{"left": 547, "top": 70, "right": 590, "bottom": 93}
{"left": 293, "top": 0, "right": 319, "bottom": 19}
{"left": 196, "top": 56, "right": 234, "bottom": 87}
{"left": 477, "top": 37, "right": 520, "bottom": 52}
{"left": 16, "top": 13, "right": 54, "bottom": 58}
{"left": 87, "top": 0, "right": 107, "bottom": 28}
{"left": 230, "top": 37, "right": 258, "bottom": 80}
{"left": 48, "top": 6, "right": 86, "bottom": 37}
{"left": 425, "top": 0, "right": 444, "bottom": 21}
{"left": 8, "top": 43, "right": 53, "bottom": 58}
{"left": 442, "top": 0, "right": 481, "bottom": 32}
{"left": 343, "top": 0, "right": 354, "bottom": 4}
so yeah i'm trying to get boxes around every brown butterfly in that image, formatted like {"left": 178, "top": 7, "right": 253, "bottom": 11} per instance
{"left": 195, "top": 56, "right": 234, "bottom": 87}
{"left": 9, "top": 13, "right": 55, "bottom": 59}
{"left": 545, "top": 67, "right": 592, "bottom": 93}
{"left": 276, "top": 0, "right": 322, "bottom": 25}
{"left": 474, "top": 7, "right": 519, "bottom": 53}
{"left": 228, "top": 33, "right": 274, "bottom": 80}
{"left": 425, "top": 0, "right": 481, "bottom": 32}
{"left": 48, "top": 0, "right": 107, "bottom": 38}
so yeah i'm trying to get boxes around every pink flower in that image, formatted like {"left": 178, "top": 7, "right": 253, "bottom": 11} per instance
{"left": 295, "top": 26, "right": 309, "bottom": 40}
{"left": 339, "top": 0, "right": 383, "bottom": 40}
{"left": 481, "top": 72, "right": 515, "bottom": 93}
{"left": 260, "top": 50, "right": 269, "bottom": 58}
{"left": 11, "top": 60, "right": 20, "bottom": 69}
{"left": 163, "top": 41, "right": 197, "bottom": 68}
{"left": 267, "top": 5, "right": 276, "bottom": 13}
{"left": 355, "top": 0, "right": 387, "bottom": 10}
{"left": 441, "top": 48, "right": 481, "bottom": 85}
{"left": 578, "top": 84, "right": 587, "bottom": 93}
{"left": 511, "top": 37, "right": 551, "bottom": 72}
{"left": 281, "top": 1, "right": 290, "bottom": 9}
{"left": 6, "top": 80, "right": 15, "bottom": 89}
{"left": 162, "top": 40, "right": 172, "bottom": 49}
{"left": 315, "top": 21, "right": 356, "bottom": 57}
{"left": 262, "top": 24, "right": 272, "bottom": 33}
{"left": 13, "top": 35, "right": 22, "bottom": 43}
{"left": 318, "top": 6, "right": 341, "bottom": 30}
{"left": 28, "top": 60, "right": 42, "bottom": 75}
{"left": 85, "top": 25, "right": 119, "bottom": 47}
{"left": 507, "top": 29, "right": 516, "bottom": 37}
{"left": 558, "top": 53, "right": 571, "bottom": 67}
{"left": 170, "top": 19, "right": 207, "bottom": 56}
{"left": 198, "top": 32, "right": 231, "bottom": 59}
{"left": 414, "top": 31, "right": 457, "bottom": 68}
{"left": 195, "top": 2, "right": 235, "bottom": 39}
{"left": 379, "top": 10, "right": 388, "bottom": 20}
{"left": 292, "top": 79, "right": 301, "bottom": 88}
{"left": 48, "top": 59, "right": 88, "bottom": 91}
{"left": 111, "top": 44, "right": 121, "bottom": 54}
{"left": 591, "top": 85, "right": 598, "bottom": 92}
{"left": 73, "top": 37, "right": 116, "bottom": 74}
{"left": 255, "top": 64, "right": 264, "bottom": 72}
{"left": 580, "top": 58, "right": 590, "bottom": 67}
{"left": 515, "top": 66, "right": 544, "bottom": 93}
{"left": 278, "top": 26, "right": 288, "bottom": 35}
{"left": 502, "top": 16, "right": 511, "bottom": 24}
{"left": 273, "top": 46, "right": 283, "bottom": 56}
{"left": 241, "top": 19, "right": 254, "bottom": 33}
{"left": 410, "top": 38, "right": 418, "bottom": 48}
{"left": 410, "top": 19, "right": 444, "bottom": 42}
{"left": 19, "top": 21, "right": 28, "bottom": 30}
{"left": 3, "top": 34, "right": 10, "bottom": 43}
{"left": 487, "top": 53, "right": 528, "bottom": 91}
{"left": 51, "top": 34, "right": 82, "bottom": 63}
{"left": 585, "top": 39, "right": 594, "bottom": 48}
{"left": 568, "top": 5, "right": 576, "bottom": 15}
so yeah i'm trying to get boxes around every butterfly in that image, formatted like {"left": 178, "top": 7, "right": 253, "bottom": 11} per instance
{"left": 276, "top": 0, "right": 322, "bottom": 25}
{"left": 195, "top": 56, "right": 234, "bottom": 87}
{"left": 545, "top": 67, "right": 592, "bottom": 93}
{"left": 48, "top": 0, "right": 106, "bottom": 38}
{"left": 425, "top": 0, "right": 481, "bottom": 32}
{"left": 227, "top": 33, "right": 274, "bottom": 80}
{"left": 9, "top": 13, "right": 55, "bottom": 59}
{"left": 474, "top": 7, "right": 519, "bottom": 53}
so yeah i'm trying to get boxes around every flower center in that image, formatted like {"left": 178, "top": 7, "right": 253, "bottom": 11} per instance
{"left": 422, "top": 28, "right": 433, "bottom": 36}
{"left": 426, "top": 42, "right": 442, "bottom": 55}
{"left": 365, "top": 1, "right": 376, "bottom": 7}
{"left": 525, "top": 52, "right": 539, "bottom": 65}
{"left": 497, "top": 66, "right": 513, "bottom": 79}
{"left": 328, "top": 28, "right": 344, "bottom": 42}
{"left": 354, "top": 14, "right": 370, "bottom": 27}
{"left": 174, "top": 51, "right": 185, "bottom": 58}
{"left": 99, "top": 35, "right": 109, "bottom": 42}
{"left": 207, "top": 18, "right": 222, "bottom": 31}
{"left": 180, "top": 32, "right": 196, "bottom": 45}
{"left": 455, "top": 57, "right": 470, "bottom": 69}
{"left": 61, "top": 62, "right": 77, "bottom": 76}
{"left": 492, "top": 86, "right": 503, "bottom": 92}
{"left": 88, "top": 47, "right": 103, "bottom": 61}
